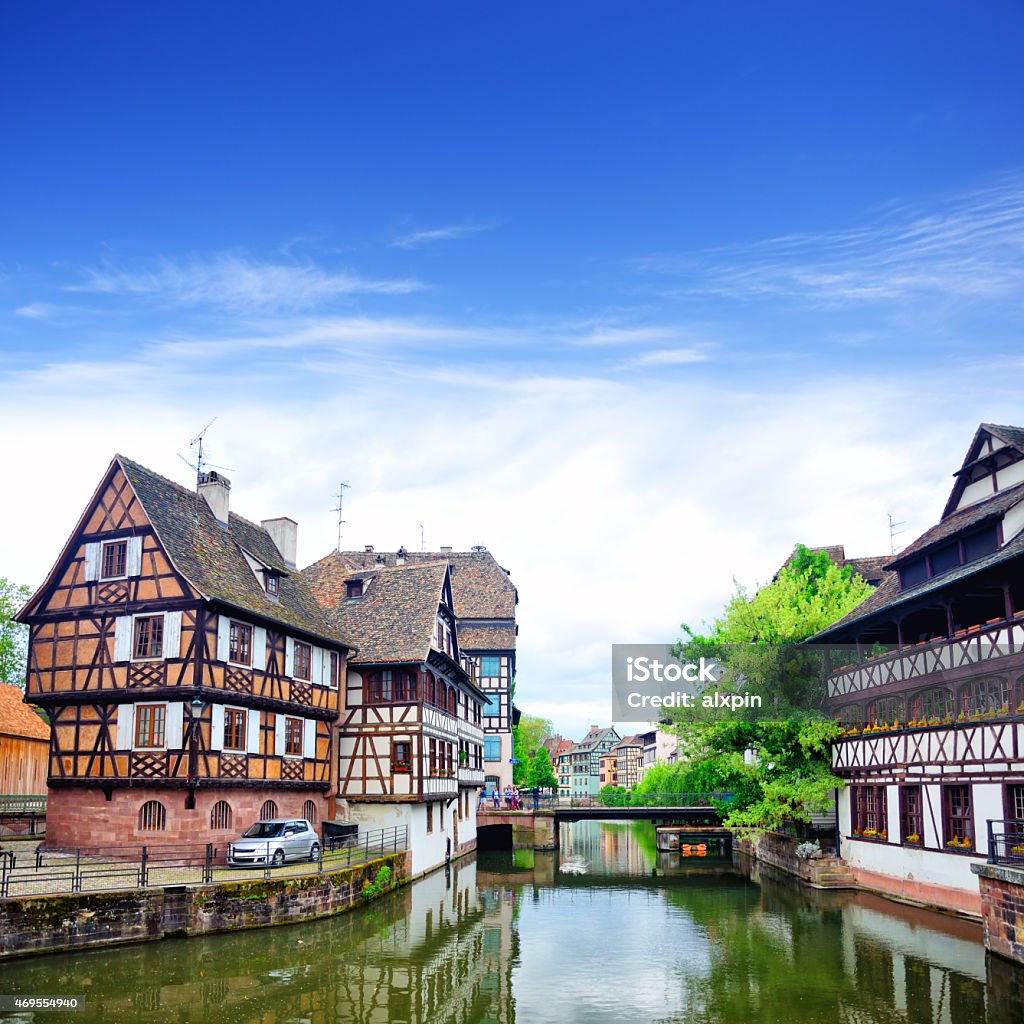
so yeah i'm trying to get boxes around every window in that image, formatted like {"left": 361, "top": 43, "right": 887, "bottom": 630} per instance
{"left": 1007, "top": 784, "right": 1024, "bottom": 821}
{"left": 852, "top": 785, "right": 887, "bottom": 837}
{"left": 479, "top": 656, "right": 501, "bottom": 677}
{"left": 426, "top": 804, "right": 434, "bottom": 833}
{"left": 328, "top": 651, "right": 340, "bottom": 689}
{"left": 261, "top": 799, "right": 278, "bottom": 819}
{"left": 223, "top": 708, "right": 246, "bottom": 751}
{"left": 429, "top": 737, "right": 437, "bottom": 773}
{"left": 483, "top": 694, "right": 501, "bottom": 720}
{"left": 265, "top": 572, "right": 279, "bottom": 596}
{"left": 393, "top": 740, "right": 411, "bottom": 773}
{"left": 211, "top": 800, "right": 232, "bottom": 830}
{"left": 101, "top": 540, "right": 128, "bottom": 579}
{"left": 484, "top": 736, "right": 501, "bottom": 761}
{"left": 229, "top": 621, "right": 252, "bottom": 665}
{"left": 900, "top": 786, "right": 923, "bottom": 844}
{"left": 139, "top": 800, "right": 166, "bottom": 831}
{"left": 835, "top": 705, "right": 861, "bottom": 727}
{"left": 302, "top": 799, "right": 318, "bottom": 825}
{"left": 960, "top": 676, "right": 1010, "bottom": 716}
{"left": 909, "top": 687, "right": 953, "bottom": 723}
{"left": 284, "top": 717, "right": 303, "bottom": 756}
{"left": 293, "top": 641, "right": 312, "bottom": 681}
{"left": 943, "top": 785, "right": 973, "bottom": 847}
{"left": 867, "top": 696, "right": 904, "bottom": 725}
{"left": 133, "top": 616, "right": 164, "bottom": 659}
{"left": 346, "top": 580, "right": 364, "bottom": 599}
{"left": 134, "top": 704, "right": 166, "bottom": 748}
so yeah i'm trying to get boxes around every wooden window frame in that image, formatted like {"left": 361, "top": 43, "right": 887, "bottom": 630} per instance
{"left": 328, "top": 651, "right": 340, "bottom": 690}
{"left": 223, "top": 708, "right": 247, "bottom": 752}
{"left": 426, "top": 803, "right": 434, "bottom": 834}
{"left": 479, "top": 655, "right": 501, "bottom": 677}
{"left": 393, "top": 740, "right": 411, "bottom": 773}
{"left": 942, "top": 784, "right": 973, "bottom": 848}
{"left": 293, "top": 641, "right": 312, "bottom": 682}
{"left": 1005, "top": 783, "right": 1024, "bottom": 822}
{"left": 346, "top": 580, "right": 364, "bottom": 599}
{"left": 228, "top": 621, "right": 253, "bottom": 666}
{"left": 265, "top": 573, "right": 279, "bottom": 597}
{"left": 100, "top": 539, "right": 128, "bottom": 580}
{"left": 133, "top": 615, "right": 164, "bottom": 660}
{"left": 284, "top": 716, "right": 304, "bottom": 757}
{"left": 134, "top": 704, "right": 166, "bottom": 749}
{"left": 900, "top": 786, "right": 923, "bottom": 845}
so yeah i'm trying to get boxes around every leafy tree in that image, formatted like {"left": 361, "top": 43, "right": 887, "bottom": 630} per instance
{"left": 660, "top": 544, "right": 871, "bottom": 833}
{"left": 512, "top": 712, "right": 553, "bottom": 786}
{"left": 0, "top": 577, "right": 30, "bottom": 688}
{"left": 526, "top": 745, "right": 558, "bottom": 791}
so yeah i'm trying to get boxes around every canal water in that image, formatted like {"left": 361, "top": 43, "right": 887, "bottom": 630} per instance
{"left": 2, "top": 820, "right": 1023, "bottom": 1023}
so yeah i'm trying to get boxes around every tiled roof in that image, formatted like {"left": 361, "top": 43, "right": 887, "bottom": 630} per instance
{"left": 302, "top": 554, "right": 448, "bottom": 665}
{"left": 778, "top": 545, "right": 892, "bottom": 585}
{"left": 814, "top": 521, "right": 1024, "bottom": 639}
{"left": 0, "top": 682, "right": 50, "bottom": 740}
{"left": 116, "top": 457, "right": 348, "bottom": 647}
{"left": 889, "top": 479, "right": 1024, "bottom": 567}
{"left": 340, "top": 549, "right": 517, "bottom": 621}
{"left": 457, "top": 622, "right": 517, "bottom": 651}
{"left": 984, "top": 422, "right": 1024, "bottom": 452}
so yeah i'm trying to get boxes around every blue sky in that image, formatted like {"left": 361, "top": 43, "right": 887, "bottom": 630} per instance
{"left": 3, "top": 3, "right": 1024, "bottom": 737}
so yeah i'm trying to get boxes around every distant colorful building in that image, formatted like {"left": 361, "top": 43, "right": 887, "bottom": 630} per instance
{"left": 0, "top": 682, "right": 49, "bottom": 796}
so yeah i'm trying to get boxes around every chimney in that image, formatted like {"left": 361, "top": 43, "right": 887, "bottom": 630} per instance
{"left": 440, "top": 546, "right": 452, "bottom": 555}
{"left": 396, "top": 546, "right": 407, "bottom": 566}
{"left": 261, "top": 517, "right": 298, "bottom": 569}
{"left": 364, "top": 545, "right": 374, "bottom": 553}
{"left": 198, "top": 471, "right": 230, "bottom": 525}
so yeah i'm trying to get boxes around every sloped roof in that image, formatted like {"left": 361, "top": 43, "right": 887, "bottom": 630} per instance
{"left": 340, "top": 549, "right": 517, "bottom": 621}
{"left": 458, "top": 622, "right": 517, "bottom": 651}
{"left": 777, "top": 545, "right": 892, "bottom": 586}
{"left": 0, "top": 683, "right": 49, "bottom": 740}
{"left": 303, "top": 554, "right": 448, "bottom": 665}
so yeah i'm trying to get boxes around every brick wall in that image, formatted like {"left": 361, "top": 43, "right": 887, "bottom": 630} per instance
{"left": 973, "top": 862, "right": 1024, "bottom": 965}
{"left": 45, "top": 787, "right": 330, "bottom": 850}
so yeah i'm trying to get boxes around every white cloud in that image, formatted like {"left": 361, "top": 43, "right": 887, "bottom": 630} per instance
{"left": 14, "top": 303, "right": 52, "bottom": 319}
{"left": 71, "top": 252, "right": 424, "bottom": 312}
{"left": 627, "top": 346, "right": 713, "bottom": 366}
{"left": 392, "top": 222, "right": 495, "bottom": 249}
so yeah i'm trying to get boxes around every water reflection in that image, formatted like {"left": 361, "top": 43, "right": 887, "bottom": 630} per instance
{"left": 1, "top": 822, "right": 1023, "bottom": 1023}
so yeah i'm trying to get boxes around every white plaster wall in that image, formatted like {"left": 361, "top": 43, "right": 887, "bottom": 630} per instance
{"left": 839, "top": 835, "right": 980, "bottom": 894}
{"left": 1002, "top": 497, "right": 1024, "bottom": 544}
{"left": 972, "top": 782, "right": 1004, "bottom": 856}
{"left": 344, "top": 801, "right": 460, "bottom": 877}
{"left": 957, "top": 475, "right": 995, "bottom": 510}
{"left": 885, "top": 785, "right": 901, "bottom": 839}
{"left": 998, "top": 458, "right": 1024, "bottom": 493}
{"left": 922, "top": 784, "right": 942, "bottom": 848}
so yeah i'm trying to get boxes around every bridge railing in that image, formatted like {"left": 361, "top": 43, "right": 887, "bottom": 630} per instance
{"left": 566, "top": 792, "right": 734, "bottom": 809}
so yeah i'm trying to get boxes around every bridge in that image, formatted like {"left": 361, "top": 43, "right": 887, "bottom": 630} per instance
{"left": 477, "top": 793, "right": 730, "bottom": 851}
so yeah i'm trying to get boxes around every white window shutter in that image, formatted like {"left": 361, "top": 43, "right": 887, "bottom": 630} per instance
{"left": 311, "top": 646, "right": 323, "bottom": 686}
{"left": 115, "top": 703, "right": 135, "bottom": 749}
{"left": 113, "top": 616, "right": 133, "bottom": 662}
{"left": 285, "top": 637, "right": 295, "bottom": 678}
{"left": 252, "top": 626, "right": 267, "bottom": 671}
{"left": 163, "top": 611, "right": 182, "bottom": 660}
{"left": 165, "top": 703, "right": 184, "bottom": 748}
{"left": 210, "top": 705, "right": 225, "bottom": 751}
{"left": 127, "top": 536, "right": 143, "bottom": 576}
{"left": 303, "top": 719, "right": 316, "bottom": 759}
{"left": 84, "top": 543, "right": 100, "bottom": 582}
{"left": 217, "top": 616, "right": 230, "bottom": 662}
{"left": 246, "top": 710, "right": 261, "bottom": 754}
{"left": 275, "top": 715, "right": 286, "bottom": 756}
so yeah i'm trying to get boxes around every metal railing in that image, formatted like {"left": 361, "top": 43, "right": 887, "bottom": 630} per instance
{"left": 479, "top": 792, "right": 733, "bottom": 812}
{"left": 986, "top": 819, "right": 1024, "bottom": 867}
{"left": 0, "top": 795, "right": 47, "bottom": 815}
{"left": 0, "top": 825, "right": 407, "bottom": 900}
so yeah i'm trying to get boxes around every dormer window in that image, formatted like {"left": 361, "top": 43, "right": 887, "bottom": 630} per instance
{"left": 265, "top": 572, "right": 279, "bottom": 596}
{"left": 346, "top": 580, "right": 364, "bottom": 599}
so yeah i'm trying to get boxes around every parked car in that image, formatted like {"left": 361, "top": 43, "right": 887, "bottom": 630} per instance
{"left": 227, "top": 818, "right": 320, "bottom": 867}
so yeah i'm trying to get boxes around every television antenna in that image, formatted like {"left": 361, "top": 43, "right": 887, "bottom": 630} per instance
{"left": 888, "top": 512, "right": 906, "bottom": 556}
{"left": 177, "top": 417, "right": 233, "bottom": 486}
{"left": 331, "top": 482, "right": 351, "bottom": 552}
{"left": 417, "top": 521, "right": 425, "bottom": 552}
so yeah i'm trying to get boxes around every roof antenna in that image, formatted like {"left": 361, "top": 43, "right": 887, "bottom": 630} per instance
{"left": 417, "top": 521, "right": 425, "bottom": 552}
{"left": 888, "top": 512, "right": 906, "bottom": 556}
{"left": 331, "top": 482, "right": 350, "bottom": 552}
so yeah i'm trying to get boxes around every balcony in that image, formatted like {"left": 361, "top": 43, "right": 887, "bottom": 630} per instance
{"left": 828, "top": 618, "right": 1024, "bottom": 700}
{"left": 458, "top": 766, "right": 485, "bottom": 787}
{"left": 422, "top": 774, "right": 458, "bottom": 798}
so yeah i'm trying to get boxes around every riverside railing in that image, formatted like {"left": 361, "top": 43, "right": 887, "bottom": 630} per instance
{"left": 986, "top": 819, "right": 1024, "bottom": 867}
{"left": 0, "top": 824, "right": 407, "bottom": 900}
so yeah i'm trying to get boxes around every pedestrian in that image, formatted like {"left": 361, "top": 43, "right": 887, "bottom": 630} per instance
{"left": 492, "top": 788, "right": 500, "bottom": 809}
{"left": 532, "top": 785, "right": 540, "bottom": 811}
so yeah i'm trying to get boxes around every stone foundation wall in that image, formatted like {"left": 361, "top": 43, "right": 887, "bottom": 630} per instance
{"left": 739, "top": 832, "right": 855, "bottom": 889}
{"left": 0, "top": 852, "right": 406, "bottom": 960}
{"left": 972, "top": 862, "right": 1024, "bottom": 965}
{"left": 45, "top": 787, "right": 330, "bottom": 850}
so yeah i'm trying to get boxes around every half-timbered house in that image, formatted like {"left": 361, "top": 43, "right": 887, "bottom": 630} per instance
{"left": 17, "top": 457, "right": 351, "bottom": 849}
{"left": 817, "top": 423, "right": 1024, "bottom": 915}
{"left": 339, "top": 546, "right": 517, "bottom": 795}
{"left": 303, "top": 554, "right": 487, "bottom": 875}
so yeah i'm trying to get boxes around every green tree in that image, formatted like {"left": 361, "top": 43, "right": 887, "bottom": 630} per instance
{"left": 526, "top": 745, "right": 558, "bottom": 791}
{"left": 0, "top": 577, "right": 30, "bottom": 688}
{"left": 512, "top": 712, "right": 553, "bottom": 786}
{"left": 661, "top": 544, "right": 872, "bottom": 833}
